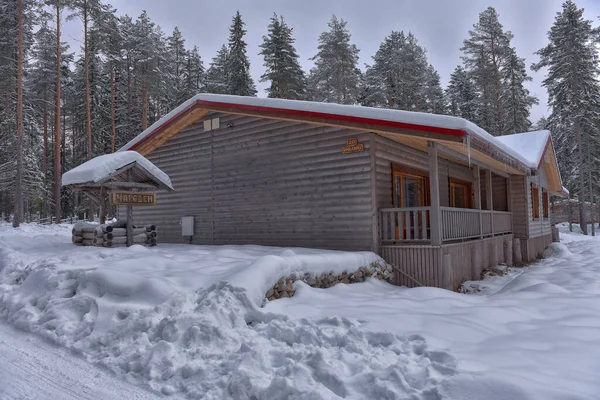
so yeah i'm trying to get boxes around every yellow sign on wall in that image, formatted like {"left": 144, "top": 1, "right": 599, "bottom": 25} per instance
{"left": 342, "top": 137, "right": 365, "bottom": 154}
{"left": 111, "top": 191, "right": 157, "bottom": 206}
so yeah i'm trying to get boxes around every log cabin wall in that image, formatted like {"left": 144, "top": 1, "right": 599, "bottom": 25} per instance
{"left": 510, "top": 175, "right": 529, "bottom": 240}
{"left": 123, "top": 112, "right": 375, "bottom": 251}
{"left": 492, "top": 173, "right": 508, "bottom": 211}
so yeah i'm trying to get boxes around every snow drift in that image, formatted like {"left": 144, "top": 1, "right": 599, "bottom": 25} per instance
{"left": 0, "top": 223, "right": 455, "bottom": 399}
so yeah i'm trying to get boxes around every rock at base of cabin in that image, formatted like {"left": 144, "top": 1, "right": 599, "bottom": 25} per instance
{"left": 264, "top": 261, "right": 393, "bottom": 302}
{"left": 305, "top": 276, "right": 317, "bottom": 286}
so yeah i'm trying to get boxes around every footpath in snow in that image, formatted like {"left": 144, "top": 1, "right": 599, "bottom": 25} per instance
{"left": 1, "top": 221, "right": 600, "bottom": 399}
{"left": 0, "top": 320, "right": 161, "bottom": 400}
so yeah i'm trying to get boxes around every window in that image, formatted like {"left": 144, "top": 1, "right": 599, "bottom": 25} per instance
{"left": 531, "top": 184, "right": 540, "bottom": 220}
{"left": 450, "top": 179, "right": 472, "bottom": 209}
{"left": 543, "top": 191, "right": 549, "bottom": 219}
{"left": 392, "top": 165, "right": 430, "bottom": 208}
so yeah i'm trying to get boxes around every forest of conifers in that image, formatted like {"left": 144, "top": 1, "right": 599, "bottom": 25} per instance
{"left": 1, "top": 0, "right": 599, "bottom": 231}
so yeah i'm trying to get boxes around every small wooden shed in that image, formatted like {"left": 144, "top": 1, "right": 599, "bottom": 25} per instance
{"left": 62, "top": 151, "right": 174, "bottom": 241}
{"left": 116, "top": 94, "right": 565, "bottom": 289}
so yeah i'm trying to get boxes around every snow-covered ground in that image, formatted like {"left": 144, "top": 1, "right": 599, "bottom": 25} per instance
{"left": 0, "top": 320, "right": 161, "bottom": 399}
{"left": 1, "top": 222, "right": 600, "bottom": 399}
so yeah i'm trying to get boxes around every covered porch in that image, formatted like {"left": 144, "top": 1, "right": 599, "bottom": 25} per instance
{"left": 376, "top": 141, "right": 517, "bottom": 290}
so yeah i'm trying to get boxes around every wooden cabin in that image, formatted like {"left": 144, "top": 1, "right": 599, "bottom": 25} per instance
{"left": 118, "top": 94, "right": 565, "bottom": 290}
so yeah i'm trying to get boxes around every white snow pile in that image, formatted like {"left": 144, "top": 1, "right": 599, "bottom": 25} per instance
{"left": 61, "top": 150, "right": 173, "bottom": 190}
{"left": 495, "top": 130, "right": 551, "bottom": 168}
{"left": 270, "top": 234, "right": 600, "bottom": 399}
{"left": 0, "top": 223, "right": 455, "bottom": 399}
{"left": 3, "top": 222, "right": 600, "bottom": 399}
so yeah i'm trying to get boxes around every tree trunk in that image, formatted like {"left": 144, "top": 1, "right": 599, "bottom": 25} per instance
{"left": 586, "top": 131, "right": 595, "bottom": 236}
{"left": 84, "top": 5, "right": 92, "bottom": 160}
{"left": 13, "top": 0, "right": 24, "bottom": 228}
{"left": 141, "top": 77, "right": 148, "bottom": 130}
{"left": 54, "top": 1, "right": 62, "bottom": 224}
{"left": 43, "top": 85, "right": 48, "bottom": 170}
{"left": 110, "top": 66, "right": 116, "bottom": 152}
{"left": 575, "top": 120, "right": 587, "bottom": 234}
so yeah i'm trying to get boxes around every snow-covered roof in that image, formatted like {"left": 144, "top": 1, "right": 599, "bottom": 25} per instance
{"left": 118, "top": 94, "right": 546, "bottom": 172}
{"left": 62, "top": 151, "right": 174, "bottom": 190}
{"left": 495, "top": 130, "right": 551, "bottom": 168}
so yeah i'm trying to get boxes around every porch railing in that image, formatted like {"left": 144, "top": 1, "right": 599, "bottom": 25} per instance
{"left": 380, "top": 207, "right": 512, "bottom": 244}
{"left": 492, "top": 211, "right": 512, "bottom": 234}
{"left": 440, "top": 207, "right": 481, "bottom": 240}
{"left": 380, "top": 207, "right": 431, "bottom": 244}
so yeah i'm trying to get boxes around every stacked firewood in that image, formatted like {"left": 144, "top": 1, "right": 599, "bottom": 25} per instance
{"left": 72, "top": 222, "right": 157, "bottom": 247}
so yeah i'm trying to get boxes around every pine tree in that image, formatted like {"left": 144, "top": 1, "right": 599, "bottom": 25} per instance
{"left": 68, "top": 0, "right": 106, "bottom": 161}
{"left": 226, "top": 11, "right": 255, "bottom": 96}
{"left": 205, "top": 44, "right": 229, "bottom": 94}
{"left": 182, "top": 45, "right": 204, "bottom": 99}
{"left": 501, "top": 47, "right": 538, "bottom": 134}
{"left": 29, "top": 18, "right": 55, "bottom": 170}
{"left": 166, "top": 26, "right": 187, "bottom": 108}
{"left": 534, "top": 116, "right": 548, "bottom": 131}
{"left": 43, "top": 0, "right": 68, "bottom": 222}
{"left": 308, "top": 15, "right": 360, "bottom": 104}
{"left": 424, "top": 65, "right": 446, "bottom": 114}
{"left": 446, "top": 66, "right": 479, "bottom": 121}
{"left": 259, "top": 13, "right": 306, "bottom": 99}
{"left": 461, "top": 7, "right": 512, "bottom": 134}
{"left": 13, "top": 0, "right": 24, "bottom": 227}
{"left": 532, "top": 0, "right": 600, "bottom": 235}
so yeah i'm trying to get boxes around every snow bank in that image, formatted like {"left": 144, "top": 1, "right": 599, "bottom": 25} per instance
{"left": 4, "top": 222, "right": 600, "bottom": 399}
{"left": 3, "top": 224, "right": 448, "bottom": 399}
{"left": 268, "top": 235, "right": 600, "bottom": 400}
{"left": 62, "top": 151, "right": 173, "bottom": 190}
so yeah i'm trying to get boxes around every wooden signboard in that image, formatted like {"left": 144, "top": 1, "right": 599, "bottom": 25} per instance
{"left": 111, "top": 191, "right": 157, "bottom": 206}
{"left": 342, "top": 137, "right": 365, "bottom": 154}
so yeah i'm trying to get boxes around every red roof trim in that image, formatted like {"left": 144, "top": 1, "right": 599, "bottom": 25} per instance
{"left": 129, "top": 99, "right": 467, "bottom": 151}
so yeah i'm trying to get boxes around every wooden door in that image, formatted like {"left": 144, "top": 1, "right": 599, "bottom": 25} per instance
{"left": 393, "top": 171, "right": 428, "bottom": 240}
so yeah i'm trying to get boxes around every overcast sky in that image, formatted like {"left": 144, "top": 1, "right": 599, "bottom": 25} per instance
{"left": 64, "top": 0, "right": 600, "bottom": 124}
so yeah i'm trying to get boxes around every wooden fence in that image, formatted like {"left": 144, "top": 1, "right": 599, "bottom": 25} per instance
{"left": 380, "top": 207, "right": 513, "bottom": 244}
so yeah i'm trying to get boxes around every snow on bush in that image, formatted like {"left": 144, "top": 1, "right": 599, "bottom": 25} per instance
{"left": 0, "top": 223, "right": 456, "bottom": 399}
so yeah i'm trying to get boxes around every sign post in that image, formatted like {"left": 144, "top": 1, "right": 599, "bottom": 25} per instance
{"left": 111, "top": 191, "right": 157, "bottom": 205}
{"left": 110, "top": 188, "right": 158, "bottom": 247}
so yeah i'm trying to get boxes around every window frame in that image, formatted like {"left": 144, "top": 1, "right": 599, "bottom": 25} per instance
{"left": 531, "top": 184, "right": 540, "bottom": 220}
{"left": 542, "top": 190, "right": 549, "bottom": 219}
{"left": 391, "top": 164, "right": 430, "bottom": 208}
{"left": 449, "top": 178, "right": 472, "bottom": 209}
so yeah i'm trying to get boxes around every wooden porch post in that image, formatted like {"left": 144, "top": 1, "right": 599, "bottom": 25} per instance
{"left": 485, "top": 169, "right": 494, "bottom": 235}
{"left": 428, "top": 141, "right": 442, "bottom": 245}
{"left": 473, "top": 165, "right": 483, "bottom": 239}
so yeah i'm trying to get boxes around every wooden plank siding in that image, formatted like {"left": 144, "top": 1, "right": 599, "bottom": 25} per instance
{"left": 523, "top": 233, "right": 553, "bottom": 262}
{"left": 528, "top": 173, "right": 552, "bottom": 239}
{"left": 125, "top": 113, "right": 374, "bottom": 251}
{"left": 492, "top": 173, "right": 508, "bottom": 211}
{"left": 442, "top": 234, "right": 513, "bottom": 289}
{"left": 381, "top": 245, "right": 443, "bottom": 288}
{"left": 510, "top": 175, "right": 529, "bottom": 239}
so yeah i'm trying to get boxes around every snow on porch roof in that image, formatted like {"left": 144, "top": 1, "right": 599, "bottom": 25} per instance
{"left": 62, "top": 151, "right": 174, "bottom": 191}
{"left": 118, "top": 94, "right": 537, "bottom": 170}
{"left": 495, "top": 130, "right": 551, "bottom": 169}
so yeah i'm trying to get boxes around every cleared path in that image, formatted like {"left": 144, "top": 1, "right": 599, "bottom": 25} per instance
{"left": 0, "top": 321, "right": 162, "bottom": 400}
